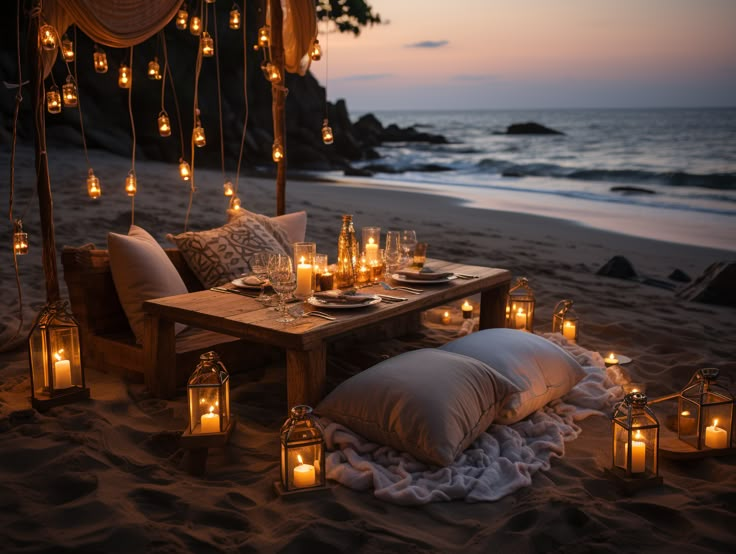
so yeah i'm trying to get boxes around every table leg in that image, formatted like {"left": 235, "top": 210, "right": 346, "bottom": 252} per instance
{"left": 480, "top": 282, "right": 510, "bottom": 330}
{"left": 286, "top": 344, "right": 327, "bottom": 408}
{"left": 144, "top": 313, "right": 177, "bottom": 399}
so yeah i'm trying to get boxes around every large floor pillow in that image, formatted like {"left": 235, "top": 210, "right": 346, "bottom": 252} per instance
{"left": 439, "top": 329, "right": 586, "bottom": 424}
{"left": 316, "top": 348, "right": 518, "bottom": 467}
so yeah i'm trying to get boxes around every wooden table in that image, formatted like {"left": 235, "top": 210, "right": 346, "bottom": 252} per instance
{"left": 143, "top": 260, "right": 510, "bottom": 406}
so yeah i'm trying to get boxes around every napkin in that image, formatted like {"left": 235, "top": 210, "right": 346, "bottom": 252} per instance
{"left": 240, "top": 275, "right": 265, "bottom": 286}
{"left": 313, "top": 291, "right": 375, "bottom": 304}
{"left": 396, "top": 268, "right": 453, "bottom": 280}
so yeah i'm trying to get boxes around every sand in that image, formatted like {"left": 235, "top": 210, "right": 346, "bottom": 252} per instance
{"left": 1, "top": 144, "right": 735, "bottom": 552}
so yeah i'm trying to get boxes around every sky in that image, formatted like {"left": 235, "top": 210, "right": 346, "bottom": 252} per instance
{"left": 318, "top": 0, "right": 736, "bottom": 111}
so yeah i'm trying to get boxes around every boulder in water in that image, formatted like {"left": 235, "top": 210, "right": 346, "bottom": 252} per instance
{"left": 668, "top": 269, "right": 691, "bottom": 283}
{"left": 597, "top": 256, "right": 638, "bottom": 279}
{"left": 506, "top": 122, "right": 564, "bottom": 135}
{"left": 676, "top": 261, "right": 736, "bottom": 306}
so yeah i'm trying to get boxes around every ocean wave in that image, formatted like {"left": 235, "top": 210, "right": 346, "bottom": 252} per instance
{"left": 475, "top": 159, "right": 736, "bottom": 190}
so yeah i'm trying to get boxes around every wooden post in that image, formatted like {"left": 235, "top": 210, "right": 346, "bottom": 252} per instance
{"left": 270, "top": 0, "right": 286, "bottom": 215}
{"left": 28, "top": 15, "right": 61, "bottom": 304}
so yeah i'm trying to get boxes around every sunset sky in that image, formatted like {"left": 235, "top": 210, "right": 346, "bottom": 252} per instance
{"left": 320, "top": 0, "right": 736, "bottom": 110}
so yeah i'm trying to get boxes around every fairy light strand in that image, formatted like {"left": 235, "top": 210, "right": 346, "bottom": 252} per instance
{"left": 233, "top": 1, "right": 249, "bottom": 199}
{"left": 211, "top": 2, "right": 226, "bottom": 186}
{"left": 127, "top": 46, "right": 136, "bottom": 225}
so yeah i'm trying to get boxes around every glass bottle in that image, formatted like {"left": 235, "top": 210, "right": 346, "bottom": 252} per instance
{"left": 336, "top": 214, "right": 358, "bottom": 288}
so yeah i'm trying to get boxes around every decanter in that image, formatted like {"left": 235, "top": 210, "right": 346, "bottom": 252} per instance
{"left": 335, "top": 214, "right": 357, "bottom": 288}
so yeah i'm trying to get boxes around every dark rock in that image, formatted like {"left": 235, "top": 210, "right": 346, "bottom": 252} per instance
{"left": 344, "top": 166, "right": 374, "bottom": 177}
{"left": 668, "top": 269, "right": 691, "bottom": 283}
{"left": 506, "top": 122, "right": 564, "bottom": 135}
{"left": 676, "top": 261, "right": 736, "bottom": 306}
{"left": 597, "top": 256, "right": 638, "bottom": 279}
{"left": 363, "top": 163, "right": 403, "bottom": 174}
{"left": 611, "top": 186, "right": 656, "bottom": 195}
{"left": 410, "top": 164, "right": 452, "bottom": 172}
{"left": 379, "top": 124, "right": 448, "bottom": 144}
{"left": 502, "top": 171, "right": 523, "bottom": 177}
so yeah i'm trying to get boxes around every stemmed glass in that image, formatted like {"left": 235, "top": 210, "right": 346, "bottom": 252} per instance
{"left": 249, "top": 252, "right": 272, "bottom": 303}
{"left": 268, "top": 253, "right": 297, "bottom": 323}
{"left": 384, "top": 231, "right": 403, "bottom": 276}
{"left": 400, "top": 230, "right": 417, "bottom": 267}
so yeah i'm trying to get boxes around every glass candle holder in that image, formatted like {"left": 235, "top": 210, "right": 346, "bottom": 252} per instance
{"left": 293, "top": 242, "right": 316, "bottom": 299}
{"left": 361, "top": 227, "right": 381, "bottom": 265}
{"left": 313, "top": 254, "right": 328, "bottom": 291}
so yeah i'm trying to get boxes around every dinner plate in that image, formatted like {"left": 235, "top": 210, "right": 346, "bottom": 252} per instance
{"left": 231, "top": 276, "right": 269, "bottom": 289}
{"left": 391, "top": 273, "right": 457, "bottom": 285}
{"left": 307, "top": 295, "right": 381, "bottom": 309}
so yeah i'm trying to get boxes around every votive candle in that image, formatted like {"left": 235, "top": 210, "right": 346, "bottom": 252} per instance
{"left": 625, "top": 430, "right": 646, "bottom": 473}
{"left": 604, "top": 353, "right": 619, "bottom": 367}
{"left": 442, "top": 311, "right": 451, "bottom": 325}
{"left": 563, "top": 321, "right": 577, "bottom": 341}
{"left": 293, "top": 454, "right": 316, "bottom": 488}
{"left": 462, "top": 301, "right": 473, "bottom": 319}
{"left": 705, "top": 419, "right": 728, "bottom": 449}
{"left": 200, "top": 407, "right": 221, "bottom": 433}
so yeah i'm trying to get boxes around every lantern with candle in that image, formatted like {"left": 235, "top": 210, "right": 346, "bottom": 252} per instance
{"left": 118, "top": 63, "right": 131, "bottom": 88}
{"left": 87, "top": 168, "right": 101, "bottom": 199}
{"left": 176, "top": 5, "right": 189, "bottom": 29}
{"left": 361, "top": 227, "right": 381, "bottom": 265}
{"left": 552, "top": 299, "right": 579, "bottom": 342}
{"left": 28, "top": 301, "right": 90, "bottom": 410}
{"left": 278, "top": 405, "right": 326, "bottom": 494}
{"left": 93, "top": 46, "right": 108, "bottom": 73}
{"left": 158, "top": 111, "right": 171, "bottom": 137}
{"left": 230, "top": 196, "right": 241, "bottom": 211}
{"left": 61, "top": 36, "right": 74, "bottom": 62}
{"left": 200, "top": 32, "right": 214, "bottom": 57}
{"left": 178, "top": 159, "right": 191, "bottom": 181}
{"left": 257, "top": 26, "right": 270, "bottom": 49}
{"left": 193, "top": 119, "right": 206, "bottom": 147}
{"left": 609, "top": 392, "right": 662, "bottom": 487}
{"left": 223, "top": 181, "right": 234, "bottom": 197}
{"left": 677, "top": 368, "right": 733, "bottom": 450}
{"left": 40, "top": 24, "right": 57, "bottom": 50}
{"left": 293, "top": 242, "right": 316, "bottom": 299}
{"left": 505, "top": 277, "right": 535, "bottom": 332}
{"left": 62, "top": 76, "right": 78, "bottom": 108}
{"left": 185, "top": 351, "right": 232, "bottom": 437}
{"left": 462, "top": 301, "right": 473, "bottom": 319}
{"left": 310, "top": 39, "right": 322, "bottom": 61}
{"left": 189, "top": 15, "right": 202, "bottom": 36}
{"left": 125, "top": 170, "right": 137, "bottom": 196}
{"left": 147, "top": 58, "right": 162, "bottom": 80}
{"left": 262, "top": 62, "right": 281, "bottom": 84}
{"left": 46, "top": 85, "right": 62, "bottom": 114}
{"left": 229, "top": 4, "right": 241, "bottom": 29}
{"left": 272, "top": 140, "right": 284, "bottom": 162}
{"left": 321, "top": 120, "right": 334, "bottom": 145}
{"left": 13, "top": 219, "right": 28, "bottom": 256}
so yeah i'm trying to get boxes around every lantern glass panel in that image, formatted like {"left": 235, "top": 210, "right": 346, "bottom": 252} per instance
{"left": 611, "top": 393, "right": 659, "bottom": 478}
{"left": 193, "top": 126, "right": 206, "bottom": 147}
{"left": 280, "top": 405, "right": 326, "bottom": 491}
{"left": 678, "top": 368, "right": 733, "bottom": 449}
{"left": 187, "top": 351, "right": 230, "bottom": 434}
{"left": 46, "top": 87, "right": 62, "bottom": 114}
{"left": 62, "top": 79, "right": 78, "bottom": 108}
{"left": 229, "top": 8, "right": 241, "bottom": 29}
{"left": 94, "top": 50, "right": 108, "bottom": 73}
{"left": 87, "top": 170, "right": 101, "bottom": 199}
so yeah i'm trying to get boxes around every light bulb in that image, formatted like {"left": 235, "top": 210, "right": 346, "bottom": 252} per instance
{"left": 229, "top": 6, "right": 241, "bottom": 29}
{"left": 118, "top": 64, "right": 131, "bottom": 88}
{"left": 158, "top": 111, "right": 171, "bottom": 137}
{"left": 61, "top": 37, "right": 74, "bottom": 62}
{"left": 46, "top": 86, "right": 62, "bottom": 114}
{"left": 62, "top": 76, "right": 78, "bottom": 107}
{"left": 179, "top": 159, "right": 191, "bottom": 181}
{"left": 125, "top": 170, "right": 137, "bottom": 196}
{"left": 87, "top": 168, "right": 101, "bottom": 199}
{"left": 93, "top": 47, "right": 108, "bottom": 73}
{"left": 40, "top": 25, "right": 57, "bottom": 51}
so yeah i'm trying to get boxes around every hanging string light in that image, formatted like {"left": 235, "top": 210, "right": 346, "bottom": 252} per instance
{"left": 158, "top": 111, "right": 171, "bottom": 136}
{"left": 257, "top": 26, "right": 270, "bottom": 49}
{"left": 190, "top": 15, "right": 202, "bottom": 35}
{"left": 223, "top": 181, "right": 234, "bottom": 196}
{"left": 46, "top": 85, "right": 62, "bottom": 113}
{"left": 200, "top": 32, "right": 214, "bottom": 57}
{"left": 193, "top": 108, "right": 206, "bottom": 147}
{"left": 93, "top": 45, "right": 108, "bottom": 73}
{"left": 125, "top": 170, "right": 137, "bottom": 196}
{"left": 62, "top": 75, "right": 78, "bottom": 107}
{"left": 321, "top": 119, "right": 334, "bottom": 144}
{"left": 179, "top": 158, "right": 191, "bottom": 180}
{"left": 118, "top": 63, "right": 131, "bottom": 88}
{"left": 320, "top": 2, "right": 333, "bottom": 146}
{"left": 230, "top": 196, "right": 241, "bottom": 211}
{"left": 87, "top": 169, "right": 101, "bottom": 199}
{"left": 272, "top": 140, "right": 284, "bottom": 162}
{"left": 229, "top": 4, "right": 241, "bottom": 29}
{"left": 176, "top": 4, "right": 189, "bottom": 29}
{"left": 310, "top": 39, "right": 321, "bottom": 61}
{"left": 39, "top": 24, "right": 57, "bottom": 50}
{"left": 147, "top": 57, "right": 162, "bottom": 80}
{"left": 261, "top": 61, "right": 281, "bottom": 83}
{"left": 13, "top": 220, "right": 28, "bottom": 256}
{"left": 61, "top": 35, "right": 74, "bottom": 62}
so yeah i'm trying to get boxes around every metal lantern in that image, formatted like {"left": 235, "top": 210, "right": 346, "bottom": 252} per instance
{"left": 62, "top": 76, "right": 78, "bottom": 107}
{"left": 321, "top": 119, "right": 334, "bottom": 145}
{"left": 13, "top": 220, "right": 28, "bottom": 256}
{"left": 611, "top": 392, "right": 661, "bottom": 482}
{"left": 61, "top": 36, "right": 74, "bottom": 62}
{"left": 310, "top": 39, "right": 322, "bottom": 61}
{"left": 200, "top": 32, "right": 214, "bottom": 57}
{"left": 193, "top": 125, "right": 206, "bottom": 147}
{"left": 262, "top": 62, "right": 281, "bottom": 84}
{"left": 229, "top": 5, "right": 241, "bottom": 29}
{"left": 158, "top": 111, "right": 171, "bottom": 137}
{"left": 87, "top": 168, "right": 101, "bottom": 199}
{"left": 552, "top": 299, "right": 579, "bottom": 342}
{"left": 176, "top": 6, "right": 189, "bottom": 30}
{"left": 179, "top": 159, "right": 191, "bottom": 180}
{"left": 147, "top": 57, "right": 162, "bottom": 80}
{"left": 223, "top": 181, "right": 234, "bottom": 196}
{"left": 28, "top": 301, "right": 90, "bottom": 410}
{"left": 118, "top": 64, "right": 131, "bottom": 88}
{"left": 257, "top": 25, "right": 270, "bottom": 48}
{"left": 93, "top": 46, "right": 108, "bottom": 73}
{"left": 40, "top": 24, "right": 57, "bottom": 50}
{"left": 506, "top": 277, "right": 535, "bottom": 332}
{"left": 46, "top": 85, "right": 62, "bottom": 114}
{"left": 678, "top": 368, "right": 733, "bottom": 450}
{"left": 186, "top": 351, "right": 231, "bottom": 435}
{"left": 279, "top": 405, "right": 326, "bottom": 493}
{"left": 125, "top": 170, "right": 137, "bottom": 196}
{"left": 230, "top": 196, "right": 241, "bottom": 211}
{"left": 190, "top": 15, "right": 202, "bottom": 36}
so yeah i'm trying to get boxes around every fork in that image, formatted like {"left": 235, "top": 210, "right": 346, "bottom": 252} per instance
{"left": 289, "top": 306, "right": 336, "bottom": 320}
{"left": 378, "top": 281, "right": 423, "bottom": 294}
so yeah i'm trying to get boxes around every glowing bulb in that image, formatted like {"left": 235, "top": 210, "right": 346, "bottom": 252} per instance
{"left": 193, "top": 126, "right": 206, "bottom": 147}
{"left": 40, "top": 24, "right": 57, "bottom": 50}
{"left": 229, "top": 6, "right": 241, "bottom": 29}
{"left": 118, "top": 64, "right": 131, "bottom": 88}
{"left": 257, "top": 26, "right": 270, "bottom": 48}
{"left": 46, "top": 86, "right": 62, "bottom": 114}
{"left": 147, "top": 58, "right": 161, "bottom": 80}
{"left": 262, "top": 62, "right": 281, "bottom": 83}
{"left": 125, "top": 170, "right": 137, "bottom": 196}
{"left": 190, "top": 16, "right": 202, "bottom": 36}
{"left": 223, "top": 181, "right": 234, "bottom": 196}
{"left": 310, "top": 39, "right": 322, "bottom": 61}
{"left": 87, "top": 168, "right": 101, "bottom": 199}
{"left": 158, "top": 111, "right": 171, "bottom": 137}
{"left": 272, "top": 141, "right": 284, "bottom": 162}
{"left": 230, "top": 196, "right": 241, "bottom": 210}
{"left": 62, "top": 76, "right": 78, "bottom": 108}
{"left": 176, "top": 7, "right": 189, "bottom": 29}
{"left": 321, "top": 120, "right": 334, "bottom": 145}
{"left": 179, "top": 159, "right": 191, "bottom": 181}
{"left": 200, "top": 32, "right": 214, "bottom": 57}
{"left": 61, "top": 36, "right": 74, "bottom": 62}
{"left": 13, "top": 221, "right": 28, "bottom": 256}
{"left": 93, "top": 47, "right": 108, "bottom": 73}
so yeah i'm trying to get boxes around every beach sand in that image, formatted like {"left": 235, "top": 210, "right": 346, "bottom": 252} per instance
{"left": 1, "top": 145, "right": 735, "bottom": 552}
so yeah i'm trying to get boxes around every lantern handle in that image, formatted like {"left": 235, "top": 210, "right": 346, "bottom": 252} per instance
{"left": 646, "top": 392, "right": 680, "bottom": 405}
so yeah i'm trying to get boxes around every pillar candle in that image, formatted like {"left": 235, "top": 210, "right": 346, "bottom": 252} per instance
{"left": 679, "top": 410, "right": 697, "bottom": 436}
{"left": 53, "top": 352, "right": 72, "bottom": 389}
{"left": 365, "top": 238, "right": 379, "bottom": 264}
{"left": 295, "top": 257, "right": 313, "bottom": 297}
{"left": 293, "top": 454, "right": 316, "bottom": 488}
{"left": 625, "top": 432, "right": 646, "bottom": 473}
{"left": 563, "top": 321, "right": 577, "bottom": 341}
{"left": 200, "top": 407, "right": 221, "bottom": 433}
{"left": 705, "top": 419, "right": 728, "bottom": 449}
{"left": 515, "top": 309, "right": 527, "bottom": 330}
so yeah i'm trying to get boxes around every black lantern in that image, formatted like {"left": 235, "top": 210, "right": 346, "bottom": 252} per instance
{"left": 506, "top": 277, "right": 535, "bottom": 332}
{"left": 678, "top": 368, "right": 733, "bottom": 450}
{"left": 278, "top": 405, "right": 326, "bottom": 494}
{"left": 552, "top": 299, "right": 579, "bottom": 342}
{"left": 186, "top": 351, "right": 232, "bottom": 436}
{"left": 28, "top": 301, "right": 90, "bottom": 410}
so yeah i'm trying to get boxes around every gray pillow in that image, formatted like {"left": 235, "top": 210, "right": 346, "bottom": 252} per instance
{"left": 316, "top": 348, "right": 518, "bottom": 467}
{"left": 440, "top": 329, "right": 586, "bottom": 424}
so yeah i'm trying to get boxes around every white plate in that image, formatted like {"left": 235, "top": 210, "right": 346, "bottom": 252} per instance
{"left": 391, "top": 273, "right": 457, "bottom": 285}
{"left": 232, "top": 276, "right": 269, "bottom": 289}
{"left": 307, "top": 295, "right": 381, "bottom": 309}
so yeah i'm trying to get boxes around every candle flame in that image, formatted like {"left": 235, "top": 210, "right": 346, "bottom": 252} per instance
{"left": 713, "top": 418, "right": 719, "bottom": 428}
{"left": 631, "top": 388, "right": 640, "bottom": 393}
{"left": 681, "top": 410, "right": 690, "bottom": 417}
{"left": 443, "top": 311, "right": 449, "bottom": 317}
{"left": 299, "top": 256, "right": 305, "bottom": 264}
{"left": 634, "top": 430, "right": 642, "bottom": 440}
{"left": 54, "top": 349, "right": 64, "bottom": 362}
{"left": 368, "top": 237, "right": 375, "bottom": 245}
{"left": 517, "top": 308, "right": 525, "bottom": 315}
{"left": 208, "top": 406, "right": 215, "bottom": 415}
{"left": 297, "top": 454, "right": 303, "bottom": 465}
{"left": 462, "top": 301, "right": 471, "bottom": 309}
{"left": 608, "top": 353, "right": 615, "bottom": 359}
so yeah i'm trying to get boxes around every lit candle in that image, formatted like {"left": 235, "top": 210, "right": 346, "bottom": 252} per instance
{"left": 200, "top": 406, "right": 220, "bottom": 433}
{"left": 365, "top": 237, "right": 379, "bottom": 264}
{"left": 562, "top": 321, "right": 576, "bottom": 341}
{"left": 53, "top": 349, "right": 72, "bottom": 389}
{"left": 293, "top": 454, "right": 316, "bottom": 488}
{"left": 515, "top": 308, "right": 527, "bottom": 330}
{"left": 625, "top": 430, "right": 646, "bottom": 473}
{"left": 318, "top": 272, "right": 334, "bottom": 291}
{"left": 295, "top": 256, "right": 313, "bottom": 297}
{"left": 604, "top": 353, "right": 619, "bottom": 367}
{"left": 705, "top": 419, "right": 728, "bottom": 449}
{"left": 679, "top": 410, "right": 697, "bottom": 436}
{"left": 462, "top": 301, "right": 473, "bottom": 319}
{"left": 442, "top": 311, "right": 451, "bottom": 325}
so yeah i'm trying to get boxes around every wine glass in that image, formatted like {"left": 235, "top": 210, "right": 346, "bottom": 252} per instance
{"left": 249, "top": 252, "right": 272, "bottom": 303}
{"left": 268, "top": 254, "right": 297, "bottom": 323}
{"left": 384, "top": 231, "right": 402, "bottom": 276}
{"left": 400, "top": 230, "right": 417, "bottom": 267}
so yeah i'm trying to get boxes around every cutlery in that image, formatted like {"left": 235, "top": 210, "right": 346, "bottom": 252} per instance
{"left": 378, "top": 281, "right": 423, "bottom": 294}
{"left": 454, "top": 273, "right": 479, "bottom": 279}
{"left": 289, "top": 307, "right": 337, "bottom": 320}
{"left": 377, "top": 294, "right": 408, "bottom": 303}
{"left": 210, "top": 286, "right": 259, "bottom": 297}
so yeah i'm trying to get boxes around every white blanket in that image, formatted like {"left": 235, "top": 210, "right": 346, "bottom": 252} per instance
{"left": 321, "top": 334, "right": 627, "bottom": 505}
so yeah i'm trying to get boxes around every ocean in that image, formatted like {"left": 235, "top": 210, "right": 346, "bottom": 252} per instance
{"left": 329, "top": 108, "right": 736, "bottom": 251}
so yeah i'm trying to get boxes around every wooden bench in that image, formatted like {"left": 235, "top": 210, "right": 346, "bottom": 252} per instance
{"left": 61, "top": 246, "right": 278, "bottom": 391}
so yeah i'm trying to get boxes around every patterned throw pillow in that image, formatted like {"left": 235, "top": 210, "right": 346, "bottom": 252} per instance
{"left": 167, "top": 217, "right": 287, "bottom": 288}
{"left": 226, "top": 208, "right": 297, "bottom": 254}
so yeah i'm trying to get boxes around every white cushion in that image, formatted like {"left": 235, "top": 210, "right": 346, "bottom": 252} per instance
{"left": 167, "top": 216, "right": 286, "bottom": 289}
{"left": 108, "top": 226, "right": 188, "bottom": 343}
{"left": 316, "top": 348, "right": 518, "bottom": 467}
{"left": 227, "top": 209, "right": 307, "bottom": 253}
{"left": 439, "top": 329, "right": 586, "bottom": 424}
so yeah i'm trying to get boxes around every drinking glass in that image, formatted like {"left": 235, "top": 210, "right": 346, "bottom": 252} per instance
{"left": 268, "top": 254, "right": 297, "bottom": 322}
{"left": 249, "top": 252, "right": 272, "bottom": 303}
{"left": 400, "top": 230, "right": 417, "bottom": 267}
{"left": 384, "top": 231, "right": 402, "bottom": 276}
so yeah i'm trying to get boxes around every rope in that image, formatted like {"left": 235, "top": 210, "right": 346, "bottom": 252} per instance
{"left": 233, "top": 1, "right": 248, "bottom": 197}
{"left": 212, "top": 1, "right": 226, "bottom": 184}
{"left": 71, "top": 26, "right": 92, "bottom": 169}
{"left": 162, "top": 33, "right": 185, "bottom": 159}
{"left": 127, "top": 46, "right": 136, "bottom": 225}
{"left": 184, "top": 1, "right": 205, "bottom": 232}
